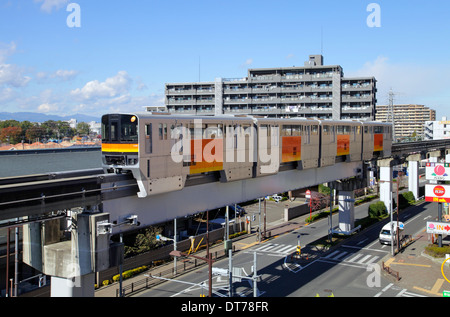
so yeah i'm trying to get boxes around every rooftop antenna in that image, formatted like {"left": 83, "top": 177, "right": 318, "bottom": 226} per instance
{"left": 387, "top": 88, "right": 396, "bottom": 142}
{"left": 321, "top": 26, "right": 323, "bottom": 55}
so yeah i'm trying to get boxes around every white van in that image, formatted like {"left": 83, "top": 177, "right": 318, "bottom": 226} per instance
{"left": 271, "top": 195, "right": 283, "bottom": 203}
{"left": 379, "top": 221, "right": 404, "bottom": 245}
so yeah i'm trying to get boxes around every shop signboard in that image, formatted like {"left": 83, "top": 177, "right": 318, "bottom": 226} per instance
{"left": 425, "top": 184, "right": 450, "bottom": 203}
{"left": 426, "top": 162, "right": 450, "bottom": 181}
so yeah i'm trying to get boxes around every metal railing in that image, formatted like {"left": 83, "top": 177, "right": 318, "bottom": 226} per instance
{"left": 117, "top": 246, "right": 234, "bottom": 297}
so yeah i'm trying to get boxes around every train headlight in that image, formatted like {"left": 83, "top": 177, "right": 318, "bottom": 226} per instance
{"left": 130, "top": 116, "right": 136, "bottom": 123}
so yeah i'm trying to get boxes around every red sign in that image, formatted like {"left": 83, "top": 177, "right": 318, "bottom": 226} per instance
{"left": 434, "top": 186, "right": 446, "bottom": 197}
{"left": 425, "top": 184, "right": 450, "bottom": 203}
{"left": 305, "top": 190, "right": 311, "bottom": 198}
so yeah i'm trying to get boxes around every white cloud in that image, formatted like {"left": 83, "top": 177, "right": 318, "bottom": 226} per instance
{"left": 34, "top": 0, "right": 69, "bottom": 13}
{"left": 0, "top": 42, "right": 31, "bottom": 88}
{"left": 347, "top": 56, "right": 450, "bottom": 105}
{"left": 0, "top": 63, "right": 31, "bottom": 87}
{"left": 70, "top": 71, "right": 133, "bottom": 100}
{"left": 241, "top": 58, "right": 253, "bottom": 68}
{"left": 0, "top": 42, "right": 17, "bottom": 64}
{"left": 38, "top": 102, "right": 59, "bottom": 113}
{"left": 36, "top": 69, "right": 79, "bottom": 82}
{"left": 286, "top": 53, "right": 295, "bottom": 60}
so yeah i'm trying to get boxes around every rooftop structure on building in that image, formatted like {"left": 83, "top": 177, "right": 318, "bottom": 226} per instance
{"left": 424, "top": 116, "right": 450, "bottom": 140}
{"left": 375, "top": 104, "right": 436, "bottom": 141}
{"left": 151, "top": 55, "right": 377, "bottom": 121}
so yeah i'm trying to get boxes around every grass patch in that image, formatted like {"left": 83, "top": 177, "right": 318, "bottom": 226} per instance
{"left": 424, "top": 244, "right": 450, "bottom": 258}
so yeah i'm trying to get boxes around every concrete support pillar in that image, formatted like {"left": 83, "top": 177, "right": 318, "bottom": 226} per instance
{"left": 407, "top": 154, "right": 421, "bottom": 201}
{"left": 378, "top": 159, "right": 393, "bottom": 215}
{"left": 23, "top": 222, "right": 43, "bottom": 272}
{"left": 22, "top": 209, "right": 112, "bottom": 297}
{"left": 338, "top": 191, "right": 355, "bottom": 233}
{"left": 50, "top": 273, "right": 95, "bottom": 297}
{"left": 408, "top": 160, "right": 419, "bottom": 200}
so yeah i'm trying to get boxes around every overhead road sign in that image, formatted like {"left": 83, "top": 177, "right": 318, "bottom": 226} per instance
{"left": 425, "top": 184, "right": 450, "bottom": 203}
{"left": 426, "top": 163, "right": 450, "bottom": 181}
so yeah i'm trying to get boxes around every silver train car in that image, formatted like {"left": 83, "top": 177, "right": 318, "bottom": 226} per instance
{"left": 101, "top": 113, "right": 392, "bottom": 198}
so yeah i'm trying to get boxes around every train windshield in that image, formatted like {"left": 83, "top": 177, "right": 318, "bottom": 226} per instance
{"left": 102, "top": 114, "right": 138, "bottom": 143}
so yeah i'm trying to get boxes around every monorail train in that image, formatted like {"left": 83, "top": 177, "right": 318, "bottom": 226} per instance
{"left": 101, "top": 113, "right": 392, "bottom": 198}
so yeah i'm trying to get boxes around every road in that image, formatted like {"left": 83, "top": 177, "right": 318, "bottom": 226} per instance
{"left": 134, "top": 187, "right": 437, "bottom": 297}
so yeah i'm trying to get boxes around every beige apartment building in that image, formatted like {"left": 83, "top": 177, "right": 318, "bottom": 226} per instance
{"left": 375, "top": 104, "right": 436, "bottom": 141}
{"left": 159, "top": 55, "right": 377, "bottom": 121}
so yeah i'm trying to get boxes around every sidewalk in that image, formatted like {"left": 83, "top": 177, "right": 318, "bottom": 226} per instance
{"left": 95, "top": 199, "right": 450, "bottom": 297}
{"left": 377, "top": 232, "right": 450, "bottom": 297}
{"left": 95, "top": 199, "right": 312, "bottom": 297}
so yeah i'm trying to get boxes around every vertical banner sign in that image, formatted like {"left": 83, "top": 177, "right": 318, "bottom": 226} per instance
{"left": 426, "top": 163, "right": 450, "bottom": 181}
{"left": 425, "top": 184, "right": 450, "bottom": 203}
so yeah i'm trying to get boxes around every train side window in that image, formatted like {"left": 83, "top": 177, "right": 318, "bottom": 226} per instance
{"left": 164, "top": 124, "right": 168, "bottom": 140}
{"left": 292, "top": 125, "right": 301, "bottom": 136}
{"left": 311, "top": 125, "right": 318, "bottom": 135}
{"left": 159, "top": 123, "right": 163, "bottom": 140}
{"left": 282, "top": 125, "right": 292, "bottom": 136}
{"left": 145, "top": 124, "right": 152, "bottom": 154}
{"left": 304, "top": 125, "right": 310, "bottom": 144}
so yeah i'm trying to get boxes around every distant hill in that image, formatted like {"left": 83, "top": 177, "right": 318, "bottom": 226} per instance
{"left": 0, "top": 112, "right": 101, "bottom": 123}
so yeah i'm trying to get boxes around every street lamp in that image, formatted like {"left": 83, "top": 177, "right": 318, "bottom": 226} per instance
{"left": 169, "top": 250, "right": 214, "bottom": 297}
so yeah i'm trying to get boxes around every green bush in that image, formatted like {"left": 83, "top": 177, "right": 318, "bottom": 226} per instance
{"left": 424, "top": 244, "right": 450, "bottom": 258}
{"left": 368, "top": 201, "right": 387, "bottom": 219}
{"left": 112, "top": 265, "right": 148, "bottom": 282}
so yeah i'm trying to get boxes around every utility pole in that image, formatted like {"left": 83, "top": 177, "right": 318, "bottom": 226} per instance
{"left": 388, "top": 88, "right": 396, "bottom": 142}
{"left": 253, "top": 252, "right": 258, "bottom": 297}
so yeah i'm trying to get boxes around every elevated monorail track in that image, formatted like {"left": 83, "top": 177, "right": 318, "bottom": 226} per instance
{"left": 0, "top": 168, "right": 137, "bottom": 224}
{"left": 1, "top": 139, "right": 450, "bottom": 227}
{"left": 391, "top": 139, "right": 450, "bottom": 159}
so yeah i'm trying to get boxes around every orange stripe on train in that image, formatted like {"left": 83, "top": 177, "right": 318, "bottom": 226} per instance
{"left": 189, "top": 139, "right": 223, "bottom": 174}
{"left": 102, "top": 143, "right": 139, "bottom": 153}
{"left": 282, "top": 136, "right": 302, "bottom": 163}
{"left": 337, "top": 135, "right": 350, "bottom": 156}
{"left": 374, "top": 134, "right": 384, "bottom": 152}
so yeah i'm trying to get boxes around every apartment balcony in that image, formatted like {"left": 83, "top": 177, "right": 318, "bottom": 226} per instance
{"left": 166, "top": 88, "right": 197, "bottom": 95}
{"left": 249, "top": 74, "right": 282, "bottom": 83}
{"left": 224, "top": 98, "right": 250, "bottom": 104}
{"left": 224, "top": 87, "right": 251, "bottom": 94}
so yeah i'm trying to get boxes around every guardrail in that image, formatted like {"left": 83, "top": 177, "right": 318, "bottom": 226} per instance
{"left": 117, "top": 246, "right": 234, "bottom": 297}
{"left": 382, "top": 261, "right": 400, "bottom": 281}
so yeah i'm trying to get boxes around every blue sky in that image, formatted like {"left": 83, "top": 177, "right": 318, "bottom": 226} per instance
{"left": 1, "top": 0, "right": 450, "bottom": 120}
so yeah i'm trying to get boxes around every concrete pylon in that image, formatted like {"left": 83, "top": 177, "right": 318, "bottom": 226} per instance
{"left": 378, "top": 158, "right": 393, "bottom": 214}
{"left": 23, "top": 210, "right": 112, "bottom": 297}
{"left": 407, "top": 154, "right": 421, "bottom": 200}
{"left": 337, "top": 191, "right": 355, "bottom": 233}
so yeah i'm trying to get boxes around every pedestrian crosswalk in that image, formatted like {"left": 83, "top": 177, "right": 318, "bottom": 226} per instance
{"left": 246, "top": 243, "right": 298, "bottom": 256}
{"left": 320, "top": 249, "right": 380, "bottom": 267}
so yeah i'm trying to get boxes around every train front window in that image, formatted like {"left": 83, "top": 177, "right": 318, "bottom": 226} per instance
{"left": 121, "top": 115, "right": 138, "bottom": 142}
{"left": 102, "top": 115, "right": 110, "bottom": 141}
{"left": 102, "top": 114, "right": 138, "bottom": 142}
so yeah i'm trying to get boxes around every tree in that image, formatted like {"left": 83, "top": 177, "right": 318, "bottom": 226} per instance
{"left": 124, "top": 227, "right": 163, "bottom": 257}
{"left": 76, "top": 122, "right": 90, "bottom": 136}
{"left": 25, "top": 125, "right": 45, "bottom": 143}
{"left": 0, "top": 126, "right": 22, "bottom": 144}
